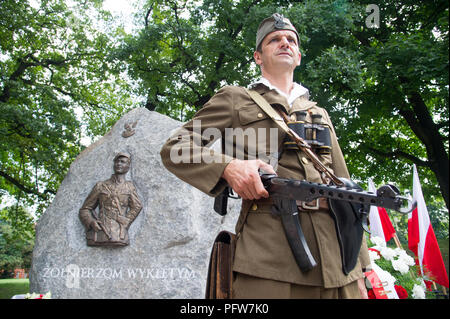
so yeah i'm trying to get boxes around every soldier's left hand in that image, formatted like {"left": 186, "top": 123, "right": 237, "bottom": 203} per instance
{"left": 357, "top": 278, "right": 368, "bottom": 299}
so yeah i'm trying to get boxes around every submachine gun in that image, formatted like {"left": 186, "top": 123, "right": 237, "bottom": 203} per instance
{"left": 214, "top": 89, "right": 416, "bottom": 274}
{"left": 214, "top": 175, "right": 416, "bottom": 274}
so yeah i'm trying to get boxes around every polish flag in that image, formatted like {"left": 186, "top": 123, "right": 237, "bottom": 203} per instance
{"left": 368, "top": 178, "right": 396, "bottom": 243}
{"left": 408, "top": 165, "right": 449, "bottom": 288}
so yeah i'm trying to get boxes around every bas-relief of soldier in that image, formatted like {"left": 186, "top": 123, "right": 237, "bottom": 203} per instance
{"left": 79, "top": 152, "right": 143, "bottom": 247}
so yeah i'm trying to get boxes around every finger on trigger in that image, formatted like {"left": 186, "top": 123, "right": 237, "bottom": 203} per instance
{"left": 259, "top": 160, "right": 276, "bottom": 175}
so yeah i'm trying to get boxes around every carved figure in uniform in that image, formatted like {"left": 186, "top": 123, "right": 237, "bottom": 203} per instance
{"left": 79, "top": 152, "right": 142, "bottom": 246}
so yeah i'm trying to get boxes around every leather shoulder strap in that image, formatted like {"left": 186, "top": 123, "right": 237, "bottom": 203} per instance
{"left": 245, "top": 88, "right": 291, "bottom": 134}
{"left": 245, "top": 88, "right": 343, "bottom": 186}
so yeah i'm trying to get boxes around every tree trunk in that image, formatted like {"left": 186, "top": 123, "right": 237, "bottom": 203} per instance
{"left": 399, "top": 82, "right": 449, "bottom": 211}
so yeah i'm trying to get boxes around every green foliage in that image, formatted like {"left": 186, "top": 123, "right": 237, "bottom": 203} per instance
{"left": 119, "top": 0, "right": 448, "bottom": 222}
{"left": 118, "top": 0, "right": 289, "bottom": 120}
{"left": 427, "top": 204, "right": 449, "bottom": 240}
{"left": 0, "top": 0, "right": 135, "bottom": 212}
{"left": 367, "top": 237, "right": 434, "bottom": 299}
{"left": 0, "top": 206, "right": 35, "bottom": 278}
{"left": 0, "top": 0, "right": 447, "bottom": 235}
{"left": 293, "top": 0, "right": 449, "bottom": 210}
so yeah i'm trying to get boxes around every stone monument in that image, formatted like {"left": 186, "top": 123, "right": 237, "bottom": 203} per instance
{"left": 29, "top": 108, "right": 240, "bottom": 298}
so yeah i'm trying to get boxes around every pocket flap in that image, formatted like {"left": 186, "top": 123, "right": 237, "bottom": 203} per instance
{"left": 238, "top": 105, "right": 268, "bottom": 125}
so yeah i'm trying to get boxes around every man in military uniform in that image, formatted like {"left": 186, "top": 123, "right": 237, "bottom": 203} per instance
{"left": 79, "top": 152, "right": 142, "bottom": 247}
{"left": 160, "top": 13, "right": 370, "bottom": 298}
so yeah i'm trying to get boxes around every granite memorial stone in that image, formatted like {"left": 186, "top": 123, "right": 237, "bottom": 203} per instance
{"left": 29, "top": 108, "right": 240, "bottom": 299}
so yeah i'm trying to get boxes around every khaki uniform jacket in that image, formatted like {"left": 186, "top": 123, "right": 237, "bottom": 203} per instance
{"left": 160, "top": 84, "right": 370, "bottom": 288}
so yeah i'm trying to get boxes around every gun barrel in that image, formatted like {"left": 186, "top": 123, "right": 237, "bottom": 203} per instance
{"left": 262, "top": 175, "right": 415, "bottom": 214}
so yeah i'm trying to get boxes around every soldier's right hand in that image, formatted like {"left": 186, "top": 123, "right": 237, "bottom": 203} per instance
{"left": 89, "top": 220, "right": 102, "bottom": 232}
{"left": 222, "top": 159, "right": 276, "bottom": 200}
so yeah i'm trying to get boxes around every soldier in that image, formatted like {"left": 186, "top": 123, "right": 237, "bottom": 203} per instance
{"left": 160, "top": 13, "right": 370, "bottom": 298}
{"left": 79, "top": 152, "right": 142, "bottom": 247}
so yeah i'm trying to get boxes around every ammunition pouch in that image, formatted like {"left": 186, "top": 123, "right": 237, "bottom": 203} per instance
{"left": 328, "top": 178, "right": 369, "bottom": 275}
{"left": 205, "top": 231, "right": 236, "bottom": 299}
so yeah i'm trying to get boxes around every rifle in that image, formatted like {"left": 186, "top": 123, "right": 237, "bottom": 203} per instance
{"left": 93, "top": 215, "right": 112, "bottom": 240}
{"left": 214, "top": 174, "right": 416, "bottom": 273}
{"left": 214, "top": 174, "right": 415, "bottom": 216}
{"left": 260, "top": 174, "right": 415, "bottom": 214}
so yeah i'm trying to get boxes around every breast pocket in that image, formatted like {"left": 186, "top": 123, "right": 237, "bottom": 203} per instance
{"left": 238, "top": 105, "right": 269, "bottom": 127}
{"left": 234, "top": 106, "right": 279, "bottom": 162}
{"left": 98, "top": 191, "right": 110, "bottom": 203}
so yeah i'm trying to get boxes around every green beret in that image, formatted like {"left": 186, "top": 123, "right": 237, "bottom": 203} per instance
{"left": 256, "top": 13, "right": 299, "bottom": 50}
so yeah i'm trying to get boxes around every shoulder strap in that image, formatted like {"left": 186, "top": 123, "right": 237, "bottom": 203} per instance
{"left": 245, "top": 89, "right": 291, "bottom": 134}
{"left": 245, "top": 88, "right": 343, "bottom": 186}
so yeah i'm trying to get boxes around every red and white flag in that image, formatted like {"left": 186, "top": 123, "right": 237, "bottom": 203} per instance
{"left": 408, "top": 165, "right": 449, "bottom": 288}
{"left": 368, "top": 178, "right": 396, "bottom": 243}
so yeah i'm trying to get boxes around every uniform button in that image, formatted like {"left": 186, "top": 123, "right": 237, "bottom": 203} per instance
{"left": 302, "top": 157, "right": 308, "bottom": 164}
{"left": 251, "top": 203, "right": 258, "bottom": 211}
{"left": 257, "top": 113, "right": 263, "bottom": 118}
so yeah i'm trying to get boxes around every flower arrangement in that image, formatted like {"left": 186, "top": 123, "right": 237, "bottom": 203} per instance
{"left": 24, "top": 292, "right": 52, "bottom": 299}
{"left": 367, "top": 236, "right": 428, "bottom": 299}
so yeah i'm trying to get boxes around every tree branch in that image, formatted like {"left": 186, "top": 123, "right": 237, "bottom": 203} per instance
{"left": 365, "top": 145, "right": 430, "bottom": 168}
{"left": 144, "top": 3, "right": 154, "bottom": 28}
{"left": 0, "top": 54, "right": 68, "bottom": 103}
{"left": 0, "top": 169, "right": 55, "bottom": 200}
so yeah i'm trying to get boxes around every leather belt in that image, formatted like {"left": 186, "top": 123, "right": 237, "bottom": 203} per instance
{"left": 250, "top": 197, "right": 273, "bottom": 212}
{"left": 250, "top": 197, "right": 329, "bottom": 212}
{"left": 297, "top": 198, "right": 329, "bottom": 211}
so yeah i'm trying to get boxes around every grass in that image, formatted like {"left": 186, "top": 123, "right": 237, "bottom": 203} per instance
{"left": 0, "top": 279, "right": 29, "bottom": 299}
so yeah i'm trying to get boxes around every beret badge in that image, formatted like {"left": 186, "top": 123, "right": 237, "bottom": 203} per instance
{"left": 273, "top": 13, "right": 287, "bottom": 29}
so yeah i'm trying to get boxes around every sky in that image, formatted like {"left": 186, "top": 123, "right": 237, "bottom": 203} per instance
{"left": 102, "top": 0, "right": 138, "bottom": 33}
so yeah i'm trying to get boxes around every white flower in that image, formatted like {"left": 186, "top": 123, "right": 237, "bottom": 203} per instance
{"left": 380, "top": 247, "right": 396, "bottom": 261}
{"left": 399, "top": 253, "right": 415, "bottom": 267}
{"left": 392, "top": 259, "right": 410, "bottom": 274}
{"left": 369, "top": 250, "right": 380, "bottom": 262}
{"left": 412, "top": 284, "right": 426, "bottom": 299}
{"left": 417, "top": 278, "right": 427, "bottom": 290}
{"left": 391, "top": 248, "right": 416, "bottom": 268}
{"left": 41, "top": 292, "right": 52, "bottom": 299}
{"left": 371, "top": 236, "right": 386, "bottom": 248}
{"left": 24, "top": 291, "right": 51, "bottom": 299}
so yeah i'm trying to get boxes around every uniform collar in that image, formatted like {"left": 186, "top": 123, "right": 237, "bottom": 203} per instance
{"left": 249, "top": 77, "right": 309, "bottom": 107}
{"left": 110, "top": 174, "right": 125, "bottom": 185}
